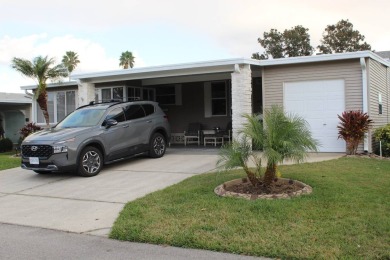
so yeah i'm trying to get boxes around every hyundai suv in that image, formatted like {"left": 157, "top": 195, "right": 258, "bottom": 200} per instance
{"left": 21, "top": 101, "right": 171, "bottom": 177}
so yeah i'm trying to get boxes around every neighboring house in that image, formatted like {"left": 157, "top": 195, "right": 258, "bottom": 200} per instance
{"left": 21, "top": 51, "right": 390, "bottom": 153}
{"left": 376, "top": 51, "right": 390, "bottom": 62}
{"left": 0, "top": 92, "right": 32, "bottom": 144}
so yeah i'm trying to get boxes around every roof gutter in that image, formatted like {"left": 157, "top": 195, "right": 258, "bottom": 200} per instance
{"left": 360, "top": 57, "right": 369, "bottom": 152}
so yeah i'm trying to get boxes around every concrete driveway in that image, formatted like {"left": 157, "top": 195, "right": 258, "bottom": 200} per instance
{"left": 0, "top": 148, "right": 220, "bottom": 237}
{"left": 0, "top": 148, "right": 342, "bottom": 237}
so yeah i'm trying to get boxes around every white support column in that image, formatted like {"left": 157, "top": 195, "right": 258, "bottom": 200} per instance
{"left": 78, "top": 81, "right": 95, "bottom": 106}
{"left": 231, "top": 64, "right": 252, "bottom": 140}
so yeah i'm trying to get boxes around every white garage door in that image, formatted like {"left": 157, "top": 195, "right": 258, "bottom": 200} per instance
{"left": 284, "top": 79, "right": 346, "bottom": 152}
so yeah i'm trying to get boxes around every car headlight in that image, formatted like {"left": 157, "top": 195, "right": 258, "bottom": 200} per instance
{"left": 53, "top": 145, "right": 68, "bottom": 154}
{"left": 53, "top": 138, "right": 75, "bottom": 154}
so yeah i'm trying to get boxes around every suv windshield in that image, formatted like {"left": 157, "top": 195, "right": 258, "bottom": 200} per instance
{"left": 56, "top": 109, "right": 106, "bottom": 128}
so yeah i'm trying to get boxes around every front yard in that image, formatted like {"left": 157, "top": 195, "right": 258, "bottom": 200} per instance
{"left": 0, "top": 152, "right": 20, "bottom": 170}
{"left": 110, "top": 157, "right": 390, "bottom": 259}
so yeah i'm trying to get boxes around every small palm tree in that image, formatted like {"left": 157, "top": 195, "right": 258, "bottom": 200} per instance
{"left": 11, "top": 56, "right": 68, "bottom": 127}
{"left": 119, "top": 51, "right": 135, "bottom": 69}
{"left": 62, "top": 51, "right": 80, "bottom": 79}
{"left": 218, "top": 105, "right": 319, "bottom": 188}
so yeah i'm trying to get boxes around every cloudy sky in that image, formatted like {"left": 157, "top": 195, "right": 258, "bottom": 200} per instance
{"left": 1, "top": 0, "right": 389, "bottom": 93}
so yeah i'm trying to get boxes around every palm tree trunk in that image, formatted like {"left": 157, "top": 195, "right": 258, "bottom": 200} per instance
{"left": 264, "top": 163, "right": 276, "bottom": 187}
{"left": 243, "top": 166, "right": 260, "bottom": 187}
{"left": 37, "top": 91, "right": 50, "bottom": 127}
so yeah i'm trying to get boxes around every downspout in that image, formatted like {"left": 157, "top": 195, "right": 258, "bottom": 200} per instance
{"left": 360, "top": 57, "right": 369, "bottom": 152}
{"left": 25, "top": 89, "right": 36, "bottom": 122}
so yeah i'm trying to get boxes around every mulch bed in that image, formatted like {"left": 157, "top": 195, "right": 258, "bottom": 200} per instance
{"left": 224, "top": 178, "right": 304, "bottom": 195}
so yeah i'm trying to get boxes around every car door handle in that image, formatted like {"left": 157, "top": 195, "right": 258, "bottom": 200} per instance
{"left": 123, "top": 125, "right": 129, "bottom": 128}
{"left": 147, "top": 120, "right": 152, "bottom": 123}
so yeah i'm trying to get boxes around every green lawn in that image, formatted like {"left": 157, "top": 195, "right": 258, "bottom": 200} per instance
{"left": 110, "top": 158, "right": 390, "bottom": 259}
{"left": 0, "top": 152, "right": 20, "bottom": 170}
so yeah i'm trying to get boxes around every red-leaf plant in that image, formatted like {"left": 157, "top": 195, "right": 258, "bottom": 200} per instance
{"left": 337, "top": 111, "right": 372, "bottom": 155}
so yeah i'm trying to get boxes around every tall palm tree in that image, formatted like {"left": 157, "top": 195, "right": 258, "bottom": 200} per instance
{"left": 11, "top": 56, "right": 68, "bottom": 127}
{"left": 119, "top": 51, "right": 135, "bottom": 69}
{"left": 62, "top": 51, "right": 80, "bottom": 78}
{"left": 218, "top": 105, "right": 319, "bottom": 188}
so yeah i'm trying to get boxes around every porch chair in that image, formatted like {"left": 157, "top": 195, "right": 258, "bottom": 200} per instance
{"left": 184, "top": 123, "right": 202, "bottom": 146}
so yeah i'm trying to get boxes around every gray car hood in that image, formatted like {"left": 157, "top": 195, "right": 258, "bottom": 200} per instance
{"left": 23, "top": 127, "right": 91, "bottom": 143}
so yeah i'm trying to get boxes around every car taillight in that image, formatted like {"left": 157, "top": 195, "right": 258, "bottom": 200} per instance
{"left": 164, "top": 115, "right": 168, "bottom": 121}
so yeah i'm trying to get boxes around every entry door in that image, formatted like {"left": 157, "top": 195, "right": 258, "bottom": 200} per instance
{"left": 284, "top": 80, "right": 345, "bottom": 152}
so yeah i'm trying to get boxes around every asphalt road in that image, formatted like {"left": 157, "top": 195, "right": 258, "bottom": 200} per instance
{"left": 0, "top": 223, "right": 267, "bottom": 260}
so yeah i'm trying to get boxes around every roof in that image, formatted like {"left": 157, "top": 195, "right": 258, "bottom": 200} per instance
{"left": 0, "top": 92, "right": 32, "bottom": 104}
{"left": 376, "top": 51, "right": 390, "bottom": 61}
{"left": 20, "top": 81, "right": 78, "bottom": 90}
{"left": 20, "top": 51, "right": 390, "bottom": 89}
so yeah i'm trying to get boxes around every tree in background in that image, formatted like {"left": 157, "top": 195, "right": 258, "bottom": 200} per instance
{"left": 318, "top": 19, "right": 371, "bottom": 54}
{"left": 119, "top": 51, "right": 135, "bottom": 69}
{"left": 11, "top": 56, "right": 68, "bottom": 127}
{"left": 252, "top": 26, "right": 313, "bottom": 60}
{"left": 62, "top": 51, "right": 80, "bottom": 79}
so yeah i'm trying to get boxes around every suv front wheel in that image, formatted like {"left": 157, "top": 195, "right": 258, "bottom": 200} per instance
{"left": 149, "top": 133, "right": 166, "bottom": 158}
{"left": 78, "top": 146, "right": 103, "bottom": 177}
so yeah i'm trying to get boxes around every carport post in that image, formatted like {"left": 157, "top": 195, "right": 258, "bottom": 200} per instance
{"left": 78, "top": 81, "right": 95, "bottom": 106}
{"left": 231, "top": 64, "right": 252, "bottom": 140}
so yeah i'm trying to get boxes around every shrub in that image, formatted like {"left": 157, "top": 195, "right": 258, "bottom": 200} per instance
{"left": 19, "top": 122, "right": 42, "bottom": 140}
{"left": 0, "top": 138, "right": 14, "bottom": 152}
{"left": 374, "top": 124, "right": 390, "bottom": 157}
{"left": 337, "top": 111, "right": 372, "bottom": 155}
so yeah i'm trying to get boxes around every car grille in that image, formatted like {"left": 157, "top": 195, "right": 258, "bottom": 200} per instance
{"left": 22, "top": 145, "right": 53, "bottom": 159}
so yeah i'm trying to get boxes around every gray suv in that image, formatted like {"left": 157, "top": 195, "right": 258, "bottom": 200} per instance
{"left": 21, "top": 101, "right": 171, "bottom": 177}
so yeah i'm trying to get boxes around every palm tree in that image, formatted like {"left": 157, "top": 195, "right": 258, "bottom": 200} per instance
{"left": 62, "top": 51, "right": 80, "bottom": 79}
{"left": 218, "top": 105, "right": 319, "bottom": 189}
{"left": 119, "top": 51, "right": 135, "bottom": 69}
{"left": 11, "top": 56, "right": 68, "bottom": 127}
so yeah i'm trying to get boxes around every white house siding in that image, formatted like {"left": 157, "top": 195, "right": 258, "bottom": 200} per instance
{"left": 367, "top": 58, "right": 390, "bottom": 151}
{"left": 263, "top": 60, "right": 363, "bottom": 110}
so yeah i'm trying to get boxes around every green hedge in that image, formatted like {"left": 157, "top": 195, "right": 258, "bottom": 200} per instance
{"left": 0, "top": 138, "right": 14, "bottom": 152}
{"left": 374, "top": 124, "right": 390, "bottom": 157}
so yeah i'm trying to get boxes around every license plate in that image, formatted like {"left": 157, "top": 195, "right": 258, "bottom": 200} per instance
{"left": 29, "top": 157, "right": 39, "bottom": 165}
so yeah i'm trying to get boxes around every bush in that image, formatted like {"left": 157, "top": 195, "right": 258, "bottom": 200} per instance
{"left": 374, "top": 124, "right": 390, "bottom": 157}
{"left": 0, "top": 138, "right": 14, "bottom": 152}
{"left": 19, "top": 122, "right": 42, "bottom": 140}
{"left": 337, "top": 110, "right": 372, "bottom": 155}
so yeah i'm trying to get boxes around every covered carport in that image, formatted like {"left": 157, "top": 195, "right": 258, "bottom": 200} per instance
{"left": 72, "top": 59, "right": 263, "bottom": 144}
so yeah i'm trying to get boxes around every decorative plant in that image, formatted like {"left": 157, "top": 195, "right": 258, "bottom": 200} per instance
{"left": 19, "top": 123, "right": 43, "bottom": 140}
{"left": 218, "top": 105, "right": 319, "bottom": 189}
{"left": 337, "top": 111, "right": 372, "bottom": 155}
{"left": 374, "top": 123, "right": 390, "bottom": 157}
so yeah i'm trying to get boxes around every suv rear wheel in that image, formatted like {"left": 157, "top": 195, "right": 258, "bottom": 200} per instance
{"left": 149, "top": 133, "right": 166, "bottom": 158}
{"left": 78, "top": 146, "right": 103, "bottom": 177}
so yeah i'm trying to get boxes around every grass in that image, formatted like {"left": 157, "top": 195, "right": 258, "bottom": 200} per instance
{"left": 0, "top": 151, "right": 20, "bottom": 170}
{"left": 110, "top": 158, "right": 390, "bottom": 259}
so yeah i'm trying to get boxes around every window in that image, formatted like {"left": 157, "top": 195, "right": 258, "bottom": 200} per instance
{"left": 105, "top": 107, "right": 125, "bottom": 123}
{"left": 156, "top": 85, "right": 177, "bottom": 105}
{"left": 204, "top": 81, "right": 228, "bottom": 117}
{"left": 127, "top": 87, "right": 141, "bottom": 101}
{"left": 37, "top": 91, "right": 76, "bottom": 124}
{"left": 142, "top": 104, "right": 155, "bottom": 116}
{"left": 124, "top": 105, "right": 145, "bottom": 120}
{"left": 211, "top": 82, "right": 227, "bottom": 116}
{"left": 100, "top": 87, "right": 124, "bottom": 102}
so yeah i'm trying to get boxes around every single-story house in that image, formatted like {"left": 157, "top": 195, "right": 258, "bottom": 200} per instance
{"left": 21, "top": 51, "right": 390, "bottom": 153}
{"left": 0, "top": 92, "right": 32, "bottom": 144}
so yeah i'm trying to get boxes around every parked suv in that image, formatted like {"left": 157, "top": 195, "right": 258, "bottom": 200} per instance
{"left": 21, "top": 101, "right": 171, "bottom": 177}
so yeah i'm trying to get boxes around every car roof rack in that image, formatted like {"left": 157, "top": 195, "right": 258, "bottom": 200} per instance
{"left": 76, "top": 99, "right": 151, "bottom": 110}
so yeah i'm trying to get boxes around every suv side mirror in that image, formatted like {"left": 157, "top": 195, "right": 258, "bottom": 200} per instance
{"left": 105, "top": 119, "right": 118, "bottom": 128}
